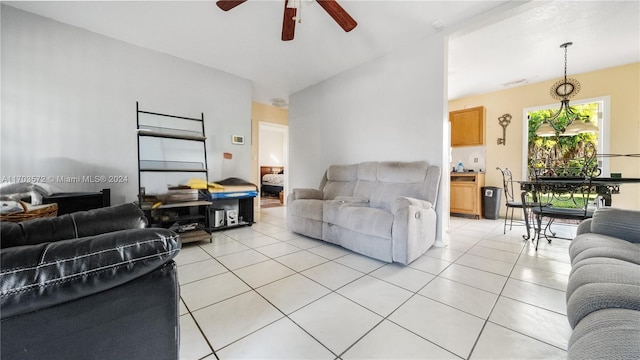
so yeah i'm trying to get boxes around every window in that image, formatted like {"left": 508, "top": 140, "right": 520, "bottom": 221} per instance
{"left": 522, "top": 96, "right": 610, "bottom": 179}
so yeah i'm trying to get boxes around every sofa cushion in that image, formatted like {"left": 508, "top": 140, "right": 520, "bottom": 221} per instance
{"left": 370, "top": 182, "right": 422, "bottom": 212}
{"left": 323, "top": 201, "right": 342, "bottom": 225}
{"left": 335, "top": 207, "right": 393, "bottom": 239}
{"left": 353, "top": 162, "right": 378, "bottom": 200}
{"left": 356, "top": 162, "right": 379, "bottom": 181}
{"left": 377, "top": 161, "right": 428, "bottom": 183}
{"left": 338, "top": 228, "right": 393, "bottom": 263}
{"left": 570, "top": 256, "right": 634, "bottom": 276}
{"left": 0, "top": 203, "right": 147, "bottom": 249}
{"left": 368, "top": 162, "right": 426, "bottom": 212}
{"left": 569, "top": 233, "right": 640, "bottom": 265}
{"left": 568, "top": 308, "right": 640, "bottom": 360}
{"left": 0, "top": 227, "right": 179, "bottom": 319}
{"left": 327, "top": 164, "right": 359, "bottom": 182}
{"left": 323, "top": 164, "right": 358, "bottom": 200}
{"left": 323, "top": 198, "right": 370, "bottom": 225}
{"left": 288, "top": 199, "right": 324, "bottom": 222}
{"left": 566, "top": 260, "right": 640, "bottom": 328}
{"left": 590, "top": 207, "right": 640, "bottom": 243}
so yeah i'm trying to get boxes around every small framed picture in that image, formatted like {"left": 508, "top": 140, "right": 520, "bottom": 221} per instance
{"left": 231, "top": 135, "right": 244, "bottom": 145}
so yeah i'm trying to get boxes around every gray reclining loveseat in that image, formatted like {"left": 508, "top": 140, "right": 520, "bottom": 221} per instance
{"left": 567, "top": 207, "right": 640, "bottom": 359}
{"left": 287, "top": 161, "right": 441, "bottom": 265}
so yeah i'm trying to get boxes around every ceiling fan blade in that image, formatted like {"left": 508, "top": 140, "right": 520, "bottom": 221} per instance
{"left": 281, "top": 0, "right": 296, "bottom": 41}
{"left": 216, "top": 0, "right": 247, "bottom": 11}
{"left": 316, "top": 0, "right": 357, "bottom": 32}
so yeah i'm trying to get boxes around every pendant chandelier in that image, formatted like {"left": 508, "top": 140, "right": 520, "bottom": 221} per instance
{"left": 535, "top": 42, "right": 598, "bottom": 137}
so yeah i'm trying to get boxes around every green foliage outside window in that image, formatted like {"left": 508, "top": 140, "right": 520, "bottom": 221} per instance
{"left": 528, "top": 102, "right": 599, "bottom": 176}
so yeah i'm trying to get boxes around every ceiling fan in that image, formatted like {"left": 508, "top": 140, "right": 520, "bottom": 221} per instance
{"left": 216, "top": 0, "right": 357, "bottom": 41}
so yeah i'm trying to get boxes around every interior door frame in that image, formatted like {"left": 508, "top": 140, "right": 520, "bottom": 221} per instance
{"left": 258, "top": 121, "right": 289, "bottom": 205}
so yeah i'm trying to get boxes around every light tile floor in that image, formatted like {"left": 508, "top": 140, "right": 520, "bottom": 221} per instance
{"left": 177, "top": 207, "right": 576, "bottom": 360}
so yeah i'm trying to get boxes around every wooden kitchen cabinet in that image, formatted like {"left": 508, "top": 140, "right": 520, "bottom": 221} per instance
{"left": 450, "top": 173, "right": 485, "bottom": 219}
{"left": 450, "top": 106, "right": 485, "bottom": 147}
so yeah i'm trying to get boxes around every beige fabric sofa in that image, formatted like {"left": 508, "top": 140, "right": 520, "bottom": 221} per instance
{"left": 287, "top": 161, "right": 441, "bottom": 265}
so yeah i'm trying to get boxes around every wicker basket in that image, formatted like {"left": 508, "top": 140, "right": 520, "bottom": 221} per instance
{"left": 0, "top": 201, "right": 58, "bottom": 223}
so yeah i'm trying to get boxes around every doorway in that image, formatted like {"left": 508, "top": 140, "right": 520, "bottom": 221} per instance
{"left": 258, "top": 122, "right": 288, "bottom": 208}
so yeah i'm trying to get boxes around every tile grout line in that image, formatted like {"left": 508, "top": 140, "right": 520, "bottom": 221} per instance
{"left": 183, "top": 214, "right": 569, "bottom": 359}
{"left": 188, "top": 243, "right": 303, "bottom": 358}
{"left": 195, "top": 236, "right": 360, "bottom": 358}
{"left": 465, "top": 234, "right": 570, "bottom": 357}
{"left": 334, "top": 230, "right": 504, "bottom": 359}
{"left": 215, "top": 239, "right": 447, "bottom": 358}
{"left": 465, "top": 237, "right": 528, "bottom": 358}
{"left": 180, "top": 297, "right": 218, "bottom": 360}
{"left": 199, "top": 224, "right": 489, "bottom": 358}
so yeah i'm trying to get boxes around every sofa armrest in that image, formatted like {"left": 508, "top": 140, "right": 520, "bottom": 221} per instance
{"left": 391, "top": 196, "right": 436, "bottom": 265}
{"left": 0, "top": 228, "right": 180, "bottom": 319}
{"left": 576, "top": 219, "right": 593, "bottom": 236}
{"left": 391, "top": 196, "right": 433, "bottom": 215}
{"left": 290, "top": 188, "right": 323, "bottom": 201}
{"left": 587, "top": 207, "right": 640, "bottom": 243}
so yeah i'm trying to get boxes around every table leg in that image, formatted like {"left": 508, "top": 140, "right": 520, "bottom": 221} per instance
{"left": 521, "top": 191, "right": 531, "bottom": 241}
{"left": 535, "top": 212, "right": 542, "bottom": 250}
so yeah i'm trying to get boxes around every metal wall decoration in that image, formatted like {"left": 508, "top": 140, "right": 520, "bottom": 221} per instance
{"left": 497, "top": 113, "right": 512, "bottom": 145}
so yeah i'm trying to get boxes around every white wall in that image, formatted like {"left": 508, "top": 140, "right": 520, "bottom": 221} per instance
{"left": 259, "top": 126, "right": 285, "bottom": 167}
{"left": 289, "top": 35, "right": 448, "bottom": 245}
{"left": 1, "top": 6, "right": 253, "bottom": 204}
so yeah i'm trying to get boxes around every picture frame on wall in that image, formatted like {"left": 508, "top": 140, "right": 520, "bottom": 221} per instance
{"left": 231, "top": 135, "right": 244, "bottom": 145}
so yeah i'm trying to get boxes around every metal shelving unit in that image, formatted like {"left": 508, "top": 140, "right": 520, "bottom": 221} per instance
{"left": 136, "top": 102, "right": 212, "bottom": 243}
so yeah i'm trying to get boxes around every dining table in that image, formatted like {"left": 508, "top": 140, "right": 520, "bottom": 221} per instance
{"left": 518, "top": 176, "right": 640, "bottom": 246}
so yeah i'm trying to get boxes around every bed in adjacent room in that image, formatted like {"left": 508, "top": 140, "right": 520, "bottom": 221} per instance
{"left": 260, "top": 166, "right": 284, "bottom": 198}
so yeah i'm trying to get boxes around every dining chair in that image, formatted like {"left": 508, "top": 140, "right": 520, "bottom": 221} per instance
{"left": 496, "top": 167, "right": 530, "bottom": 234}
{"left": 528, "top": 170, "right": 596, "bottom": 250}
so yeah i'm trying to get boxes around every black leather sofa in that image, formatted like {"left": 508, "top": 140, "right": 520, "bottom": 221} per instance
{"left": 0, "top": 203, "right": 181, "bottom": 360}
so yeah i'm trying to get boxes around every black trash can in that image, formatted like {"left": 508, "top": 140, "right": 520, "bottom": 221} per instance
{"left": 482, "top": 186, "right": 502, "bottom": 220}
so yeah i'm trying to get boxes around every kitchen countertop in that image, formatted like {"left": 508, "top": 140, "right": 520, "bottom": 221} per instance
{"left": 451, "top": 171, "right": 485, "bottom": 174}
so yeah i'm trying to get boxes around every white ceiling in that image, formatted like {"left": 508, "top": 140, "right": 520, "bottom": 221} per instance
{"left": 449, "top": 1, "right": 640, "bottom": 100}
{"left": 5, "top": 1, "right": 640, "bottom": 106}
